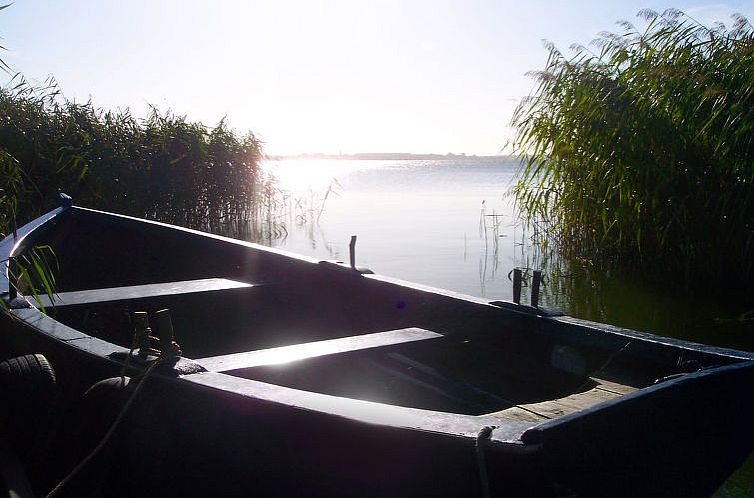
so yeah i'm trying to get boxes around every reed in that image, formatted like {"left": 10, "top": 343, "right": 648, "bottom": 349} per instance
{"left": 511, "top": 9, "right": 754, "bottom": 288}
{"left": 0, "top": 76, "right": 274, "bottom": 238}
{"left": 0, "top": 148, "right": 22, "bottom": 237}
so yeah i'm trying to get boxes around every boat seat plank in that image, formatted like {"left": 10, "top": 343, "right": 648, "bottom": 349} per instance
{"left": 35, "top": 277, "right": 260, "bottom": 308}
{"left": 488, "top": 406, "right": 548, "bottom": 423}
{"left": 516, "top": 387, "right": 619, "bottom": 419}
{"left": 591, "top": 377, "right": 639, "bottom": 396}
{"left": 196, "top": 328, "right": 443, "bottom": 372}
{"left": 487, "top": 377, "right": 637, "bottom": 422}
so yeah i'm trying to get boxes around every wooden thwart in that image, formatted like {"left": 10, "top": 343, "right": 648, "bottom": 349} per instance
{"left": 196, "top": 328, "right": 443, "bottom": 372}
{"left": 35, "top": 277, "right": 260, "bottom": 308}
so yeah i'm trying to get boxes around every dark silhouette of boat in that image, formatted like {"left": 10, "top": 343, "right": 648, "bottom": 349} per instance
{"left": 1, "top": 197, "right": 752, "bottom": 497}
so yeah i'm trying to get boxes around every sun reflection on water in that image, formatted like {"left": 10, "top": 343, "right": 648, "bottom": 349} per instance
{"left": 262, "top": 158, "right": 382, "bottom": 194}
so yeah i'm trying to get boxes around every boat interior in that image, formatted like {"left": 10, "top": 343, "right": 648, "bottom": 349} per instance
{"left": 12, "top": 207, "right": 741, "bottom": 422}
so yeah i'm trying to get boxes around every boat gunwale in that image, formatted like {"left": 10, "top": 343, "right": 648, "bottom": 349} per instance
{"left": 362, "top": 273, "right": 754, "bottom": 362}
{"left": 0, "top": 205, "right": 68, "bottom": 295}
{"left": 550, "top": 314, "right": 754, "bottom": 362}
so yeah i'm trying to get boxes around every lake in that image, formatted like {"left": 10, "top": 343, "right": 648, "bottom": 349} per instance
{"left": 261, "top": 156, "right": 753, "bottom": 495}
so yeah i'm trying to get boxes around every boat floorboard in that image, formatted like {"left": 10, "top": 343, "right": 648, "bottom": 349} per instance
{"left": 487, "top": 377, "right": 639, "bottom": 422}
{"left": 34, "top": 277, "right": 261, "bottom": 308}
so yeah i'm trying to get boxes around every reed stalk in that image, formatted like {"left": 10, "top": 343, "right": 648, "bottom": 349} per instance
{"left": 0, "top": 76, "right": 275, "bottom": 239}
{"left": 511, "top": 9, "right": 754, "bottom": 288}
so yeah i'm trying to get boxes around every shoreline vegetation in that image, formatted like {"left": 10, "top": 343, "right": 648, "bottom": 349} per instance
{"left": 511, "top": 9, "right": 754, "bottom": 291}
{"left": 0, "top": 76, "right": 277, "bottom": 239}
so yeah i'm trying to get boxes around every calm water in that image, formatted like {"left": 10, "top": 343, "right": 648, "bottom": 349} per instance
{"left": 264, "top": 157, "right": 520, "bottom": 297}
{"left": 261, "top": 157, "right": 753, "bottom": 494}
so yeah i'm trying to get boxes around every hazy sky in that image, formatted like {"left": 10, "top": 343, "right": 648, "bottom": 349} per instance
{"left": 2, "top": 1, "right": 753, "bottom": 155}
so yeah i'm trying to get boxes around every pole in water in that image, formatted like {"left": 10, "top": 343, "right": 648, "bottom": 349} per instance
{"left": 349, "top": 235, "right": 357, "bottom": 269}
{"left": 531, "top": 270, "right": 542, "bottom": 308}
{"left": 512, "top": 268, "right": 522, "bottom": 304}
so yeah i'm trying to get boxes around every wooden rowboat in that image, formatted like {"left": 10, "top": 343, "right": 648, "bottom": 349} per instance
{"left": 1, "top": 198, "right": 753, "bottom": 497}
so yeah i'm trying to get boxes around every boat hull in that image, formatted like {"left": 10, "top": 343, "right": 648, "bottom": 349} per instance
{"left": 1, "top": 204, "right": 753, "bottom": 497}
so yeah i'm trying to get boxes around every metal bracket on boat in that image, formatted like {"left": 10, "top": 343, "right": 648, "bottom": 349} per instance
{"left": 531, "top": 270, "right": 542, "bottom": 308}
{"left": 6, "top": 257, "right": 18, "bottom": 303}
{"left": 512, "top": 269, "right": 522, "bottom": 304}
{"left": 58, "top": 192, "right": 73, "bottom": 208}
{"left": 510, "top": 268, "right": 544, "bottom": 309}
{"left": 153, "top": 309, "right": 183, "bottom": 359}
{"left": 4, "top": 257, "right": 32, "bottom": 309}
{"left": 319, "top": 260, "right": 375, "bottom": 274}
{"left": 1, "top": 294, "right": 31, "bottom": 309}
{"left": 349, "top": 236, "right": 358, "bottom": 269}
{"left": 117, "top": 310, "right": 203, "bottom": 375}
{"left": 347, "top": 235, "right": 374, "bottom": 274}
{"left": 318, "top": 235, "right": 374, "bottom": 274}
{"left": 133, "top": 311, "right": 161, "bottom": 358}
{"left": 489, "top": 300, "right": 564, "bottom": 317}
{"left": 133, "top": 309, "right": 183, "bottom": 359}
{"left": 6, "top": 296, "right": 31, "bottom": 309}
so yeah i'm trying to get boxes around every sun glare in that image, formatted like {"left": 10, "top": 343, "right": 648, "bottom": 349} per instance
{"left": 263, "top": 158, "right": 379, "bottom": 194}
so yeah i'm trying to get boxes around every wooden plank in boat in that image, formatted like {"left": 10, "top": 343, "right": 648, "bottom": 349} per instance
{"left": 35, "top": 277, "right": 259, "bottom": 308}
{"left": 591, "top": 377, "right": 639, "bottom": 396}
{"left": 487, "top": 406, "right": 548, "bottom": 423}
{"left": 196, "top": 328, "right": 443, "bottom": 372}
{"left": 517, "top": 387, "right": 619, "bottom": 419}
{"left": 488, "top": 378, "right": 637, "bottom": 422}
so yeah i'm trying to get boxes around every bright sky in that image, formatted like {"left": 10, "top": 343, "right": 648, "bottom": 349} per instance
{"left": 2, "top": 1, "right": 753, "bottom": 156}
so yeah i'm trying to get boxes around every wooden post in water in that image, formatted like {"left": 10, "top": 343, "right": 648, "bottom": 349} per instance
{"left": 349, "top": 236, "right": 357, "bottom": 269}
{"left": 512, "top": 268, "right": 522, "bottom": 304}
{"left": 531, "top": 270, "right": 542, "bottom": 308}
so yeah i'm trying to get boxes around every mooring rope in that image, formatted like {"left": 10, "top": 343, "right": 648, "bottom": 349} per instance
{"left": 118, "top": 338, "right": 139, "bottom": 382}
{"left": 476, "top": 425, "right": 495, "bottom": 498}
{"left": 44, "top": 358, "right": 163, "bottom": 498}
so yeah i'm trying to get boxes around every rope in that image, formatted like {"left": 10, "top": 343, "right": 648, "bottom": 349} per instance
{"left": 44, "top": 358, "right": 163, "bottom": 498}
{"left": 118, "top": 341, "right": 138, "bottom": 381}
{"left": 476, "top": 425, "right": 495, "bottom": 498}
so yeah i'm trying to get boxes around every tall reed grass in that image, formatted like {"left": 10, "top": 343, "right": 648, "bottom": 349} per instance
{"left": 511, "top": 9, "right": 754, "bottom": 288}
{"left": 0, "top": 77, "right": 276, "bottom": 237}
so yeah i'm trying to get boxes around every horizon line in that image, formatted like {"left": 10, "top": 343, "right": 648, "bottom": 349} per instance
{"left": 265, "top": 151, "right": 515, "bottom": 160}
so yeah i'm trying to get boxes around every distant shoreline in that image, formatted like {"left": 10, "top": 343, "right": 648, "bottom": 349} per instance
{"left": 265, "top": 152, "right": 514, "bottom": 161}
